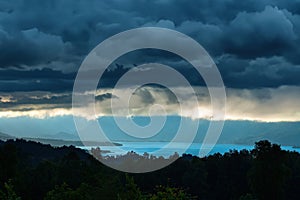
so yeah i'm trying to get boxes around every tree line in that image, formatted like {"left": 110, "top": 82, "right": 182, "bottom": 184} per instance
{"left": 0, "top": 139, "right": 300, "bottom": 199}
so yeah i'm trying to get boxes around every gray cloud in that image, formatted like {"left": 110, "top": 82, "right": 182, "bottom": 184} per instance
{"left": 224, "top": 6, "right": 297, "bottom": 59}
{"left": 0, "top": 0, "right": 299, "bottom": 93}
{"left": 1, "top": 86, "right": 300, "bottom": 122}
{"left": 0, "top": 27, "right": 68, "bottom": 67}
{"left": 217, "top": 55, "right": 300, "bottom": 88}
{"left": 0, "top": 91, "right": 115, "bottom": 112}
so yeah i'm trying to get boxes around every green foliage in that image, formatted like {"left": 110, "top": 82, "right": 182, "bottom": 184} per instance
{"left": 148, "top": 185, "right": 196, "bottom": 200}
{"left": 239, "top": 193, "right": 256, "bottom": 200}
{"left": 118, "top": 174, "right": 143, "bottom": 200}
{"left": 248, "top": 140, "right": 291, "bottom": 200}
{"left": 0, "top": 143, "right": 17, "bottom": 183}
{"left": 1, "top": 139, "right": 300, "bottom": 200}
{"left": 44, "top": 182, "right": 98, "bottom": 200}
{"left": 0, "top": 180, "right": 21, "bottom": 200}
{"left": 44, "top": 183, "right": 73, "bottom": 200}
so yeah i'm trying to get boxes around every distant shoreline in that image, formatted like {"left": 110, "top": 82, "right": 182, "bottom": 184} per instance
{"left": 25, "top": 137, "right": 123, "bottom": 147}
{"left": 1, "top": 137, "right": 122, "bottom": 147}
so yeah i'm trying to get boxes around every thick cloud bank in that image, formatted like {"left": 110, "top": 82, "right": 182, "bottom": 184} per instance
{"left": 1, "top": 86, "right": 299, "bottom": 122}
{"left": 0, "top": 1, "right": 300, "bottom": 90}
{"left": 0, "top": 0, "right": 299, "bottom": 121}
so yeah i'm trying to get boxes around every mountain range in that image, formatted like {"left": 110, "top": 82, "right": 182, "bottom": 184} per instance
{"left": 0, "top": 132, "right": 15, "bottom": 140}
{"left": 1, "top": 117, "right": 300, "bottom": 146}
{"left": 98, "top": 117, "right": 300, "bottom": 146}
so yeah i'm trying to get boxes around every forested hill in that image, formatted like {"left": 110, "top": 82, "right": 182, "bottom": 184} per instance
{"left": 0, "top": 132, "right": 15, "bottom": 140}
{"left": 1, "top": 139, "right": 300, "bottom": 199}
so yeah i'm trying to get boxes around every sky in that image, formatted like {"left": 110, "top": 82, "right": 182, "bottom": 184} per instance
{"left": 0, "top": 0, "right": 300, "bottom": 139}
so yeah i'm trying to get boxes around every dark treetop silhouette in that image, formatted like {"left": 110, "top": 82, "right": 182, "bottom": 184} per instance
{"left": 0, "top": 139, "right": 299, "bottom": 200}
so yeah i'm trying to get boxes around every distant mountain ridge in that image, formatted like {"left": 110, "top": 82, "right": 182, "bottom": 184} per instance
{"left": 98, "top": 117, "right": 300, "bottom": 146}
{"left": 0, "top": 131, "right": 15, "bottom": 140}
{"left": 0, "top": 132, "right": 121, "bottom": 147}
{"left": 1, "top": 117, "right": 300, "bottom": 146}
{"left": 43, "top": 132, "right": 80, "bottom": 141}
{"left": 206, "top": 120, "right": 300, "bottom": 146}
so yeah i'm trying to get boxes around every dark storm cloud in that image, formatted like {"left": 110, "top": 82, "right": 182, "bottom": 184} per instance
{"left": 0, "top": 91, "right": 115, "bottom": 111}
{"left": 0, "top": 68, "right": 75, "bottom": 80}
{"left": 95, "top": 93, "right": 116, "bottom": 101}
{"left": 0, "top": 68, "right": 75, "bottom": 92}
{"left": 0, "top": 28, "right": 67, "bottom": 67}
{"left": 223, "top": 6, "right": 297, "bottom": 59}
{"left": 0, "top": 79, "right": 74, "bottom": 92}
{"left": 217, "top": 55, "right": 300, "bottom": 88}
{"left": 0, "top": 92, "right": 72, "bottom": 111}
{"left": 0, "top": 0, "right": 300, "bottom": 91}
{"left": 132, "top": 87, "right": 155, "bottom": 105}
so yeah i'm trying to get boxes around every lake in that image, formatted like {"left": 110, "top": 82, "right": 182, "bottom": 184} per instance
{"left": 79, "top": 142, "right": 300, "bottom": 157}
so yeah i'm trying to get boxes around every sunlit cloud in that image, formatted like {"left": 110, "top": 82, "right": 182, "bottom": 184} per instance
{"left": 0, "top": 86, "right": 299, "bottom": 122}
{"left": 0, "top": 108, "right": 73, "bottom": 119}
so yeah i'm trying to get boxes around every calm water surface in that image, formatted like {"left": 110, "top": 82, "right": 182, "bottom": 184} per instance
{"left": 79, "top": 142, "right": 300, "bottom": 157}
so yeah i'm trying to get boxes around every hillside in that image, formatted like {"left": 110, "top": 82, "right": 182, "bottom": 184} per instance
{"left": 0, "top": 132, "right": 15, "bottom": 140}
{"left": 0, "top": 139, "right": 300, "bottom": 199}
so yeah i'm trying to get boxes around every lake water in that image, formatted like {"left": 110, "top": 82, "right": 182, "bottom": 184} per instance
{"left": 79, "top": 142, "right": 300, "bottom": 157}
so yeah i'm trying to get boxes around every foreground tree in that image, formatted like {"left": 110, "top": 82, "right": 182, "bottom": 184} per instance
{"left": 248, "top": 140, "right": 290, "bottom": 200}
{"left": 118, "top": 175, "right": 143, "bottom": 200}
{"left": 0, "top": 180, "right": 21, "bottom": 200}
{"left": 148, "top": 185, "right": 196, "bottom": 200}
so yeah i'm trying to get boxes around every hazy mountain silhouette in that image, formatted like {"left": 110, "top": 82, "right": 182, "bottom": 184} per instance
{"left": 99, "top": 117, "right": 300, "bottom": 146}
{"left": 0, "top": 132, "right": 15, "bottom": 140}
{"left": 1, "top": 117, "right": 300, "bottom": 146}
{"left": 43, "top": 132, "right": 80, "bottom": 141}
